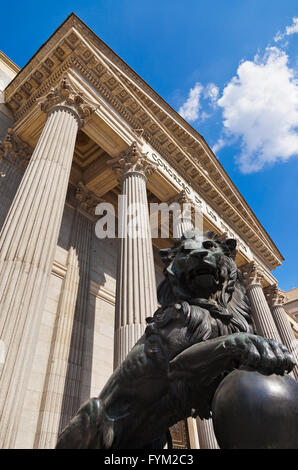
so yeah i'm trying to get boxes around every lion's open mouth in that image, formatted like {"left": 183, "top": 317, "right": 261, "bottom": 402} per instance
{"left": 187, "top": 261, "right": 218, "bottom": 283}
{"left": 183, "top": 262, "right": 220, "bottom": 297}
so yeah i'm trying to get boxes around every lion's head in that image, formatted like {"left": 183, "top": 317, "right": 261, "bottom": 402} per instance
{"left": 156, "top": 230, "right": 254, "bottom": 339}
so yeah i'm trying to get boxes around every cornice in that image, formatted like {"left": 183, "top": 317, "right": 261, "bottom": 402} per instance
{"left": 4, "top": 13, "right": 283, "bottom": 271}
{"left": 0, "top": 50, "right": 20, "bottom": 74}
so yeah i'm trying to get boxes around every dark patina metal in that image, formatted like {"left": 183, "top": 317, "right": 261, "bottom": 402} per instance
{"left": 56, "top": 230, "right": 296, "bottom": 449}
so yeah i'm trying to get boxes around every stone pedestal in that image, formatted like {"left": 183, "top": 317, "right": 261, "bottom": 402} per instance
{"left": 265, "top": 285, "right": 298, "bottom": 380}
{"left": 110, "top": 142, "right": 157, "bottom": 369}
{"left": 242, "top": 262, "right": 281, "bottom": 341}
{"left": 0, "top": 77, "right": 95, "bottom": 448}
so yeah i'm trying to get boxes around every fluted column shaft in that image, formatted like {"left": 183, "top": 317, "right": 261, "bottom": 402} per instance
{"left": 0, "top": 107, "right": 79, "bottom": 448}
{"left": 197, "top": 419, "right": 219, "bottom": 449}
{"left": 0, "top": 77, "right": 96, "bottom": 448}
{"left": 168, "top": 190, "right": 194, "bottom": 239}
{"left": 111, "top": 142, "right": 157, "bottom": 368}
{"left": 264, "top": 285, "right": 298, "bottom": 380}
{"left": 242, "top": 263, "right": 281, "bottom": 341}
{"left": 247, "top": 285, "right": 281, "bottom": 340}
{"left": 174, "top": 209, "right": 193, "bottom": 239}
{"left": 271, "top": 304, "right": 298, "bottom": 379}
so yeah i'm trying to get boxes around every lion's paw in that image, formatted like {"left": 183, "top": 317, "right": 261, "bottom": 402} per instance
{"left": 223, "top": 333, "right": 296, "bottom": 375}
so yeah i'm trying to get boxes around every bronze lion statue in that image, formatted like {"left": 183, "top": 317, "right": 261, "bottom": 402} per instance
{"left": 56, "top": 230, "right": 295, "bottom": 449}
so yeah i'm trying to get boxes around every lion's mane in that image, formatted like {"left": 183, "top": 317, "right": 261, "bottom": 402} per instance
{"left": 157, "top": 230, "right": 254, "bottom": 341}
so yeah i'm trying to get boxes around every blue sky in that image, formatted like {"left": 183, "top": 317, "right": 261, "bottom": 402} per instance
{"left": 1, "top": 1, "right": 298, "bottom": 291}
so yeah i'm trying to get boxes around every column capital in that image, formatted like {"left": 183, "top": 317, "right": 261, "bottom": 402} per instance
{"left": 39, "top": 76, "right": 98, "bottom": 128}
{"left": 0, "top": 128, "right": 32, "bottom": 168}
{"left": 167, "top": 190, "right": 192, "bottom": 207}
{"left": 108, "top": 142, "right": 156, "bottom": 181}
{"left": 264, "top": 284, "right": 285, "bottom": 307}
{"left": 167, "top": 189, "right": 194, "bottom": 227}
{"left": 241, "top": 261, "right": 265, "bottom": 289}
{"left": 75, "top": 181, "right": 103, "bottom": 217}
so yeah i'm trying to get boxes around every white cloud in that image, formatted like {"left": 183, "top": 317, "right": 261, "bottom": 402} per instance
{"left": 217, "top": 47, "right": 298, "bottom": 173}
{"left": 200, "top": 111, "right": 211, "bottom": 121}
{"left": 204, "top": 83, "right": 219, "bottom": 105}
{"left": 286, "top": 17, "right": 298, "bottom": 35}
{"left": 179, "top": 82, "right": 203, "bottom": 122}
{"left": 212, "top": 137, "right": 227, "bottom": 154}
{"left": 274, "top": 31, "right": 283, "bottom": 43}
{"left": 274, "top": 17, "right": 298, "bottom": 42}
{"left": 179, "top": 82, "right": 219, "bottom": 122}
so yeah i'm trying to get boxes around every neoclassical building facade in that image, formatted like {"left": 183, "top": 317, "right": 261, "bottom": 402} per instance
{"left": 0, "top": 14, "right": 297, "bottom": 449}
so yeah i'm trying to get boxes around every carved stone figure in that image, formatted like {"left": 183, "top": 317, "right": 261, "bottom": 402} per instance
{"left": 56, "top": 230, "right": 296, "bottom": 449}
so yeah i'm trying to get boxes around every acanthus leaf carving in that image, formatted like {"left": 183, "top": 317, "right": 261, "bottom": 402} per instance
{"left": 241, "top": 261, "right": 265, "bottom": 289}
{"left": 264, "top": 284, "right": 285, "bottom": 307}
{"left": 108, "top": 141, "right": 156, "bottom": 181}
{"left": 39, "top": 75, "right": 98, "bottom": 127}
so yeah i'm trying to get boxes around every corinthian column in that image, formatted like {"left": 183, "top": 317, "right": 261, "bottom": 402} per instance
{"left": 0, "top": 77, "right": 96, "bottom": 448}
{"left": 168, "top": 190, "right": 194, "bottom": 239}
{"left": 264, "top": 285, "right": 298, "bottom": 380}
{"left": 110, "top": 142, "right": 157, "bottom": 368}
{"left": 241, "top": 262, "right": 281, "bottom": 341}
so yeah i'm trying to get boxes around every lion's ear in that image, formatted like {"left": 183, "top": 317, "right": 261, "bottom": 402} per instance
{"left": 225, "top": 238, "right": 237, "bottom": 258}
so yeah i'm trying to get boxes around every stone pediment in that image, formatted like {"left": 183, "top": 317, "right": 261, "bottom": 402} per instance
{"left": 4, "top": 13, "right": 283, "bottom": 271}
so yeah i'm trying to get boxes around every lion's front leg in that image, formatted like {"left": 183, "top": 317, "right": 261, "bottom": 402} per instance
{"left": 221, "top": 333, "right": 296, "bottom": 374}
{"left": 169, "top": 333, "right": 296, "bottom": 383}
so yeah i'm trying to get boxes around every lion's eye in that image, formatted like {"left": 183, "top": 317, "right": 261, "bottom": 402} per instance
{"left": 203, "top": 240, "right": 215, "bottom": 249}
